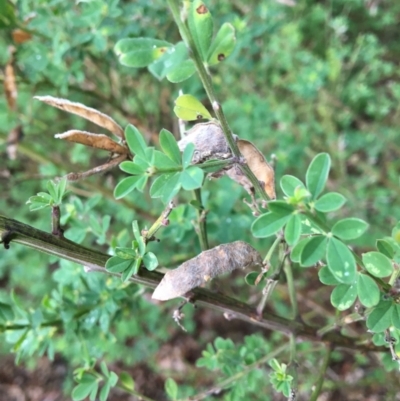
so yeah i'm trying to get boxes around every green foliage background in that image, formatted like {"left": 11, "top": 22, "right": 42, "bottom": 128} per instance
{"left": 1, "top": 0, "right": 400, "bottom": 400}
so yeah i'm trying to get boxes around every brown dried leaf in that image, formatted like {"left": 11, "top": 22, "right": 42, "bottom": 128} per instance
{"left": 6, "top": 125, "right": 23, "bottom": 160}
{"left": 4, "top": 60, "right": 17, "bottom": 111}
{"left": 12, "top": 29, "right": 32, "bottom": 44}
{"left": 55, "top": 130, "right": 128, "bottom": 154}
{"left": 152, "top": 241, "right": 263, "bottom": 301}
{"left": 236, "top": 139, "right": 276, "bottom": 199}
{"left": 34, "top": 95, "right": 124, "bottom": 138}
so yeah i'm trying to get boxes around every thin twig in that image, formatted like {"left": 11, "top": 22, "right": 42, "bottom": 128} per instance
{"left": 309, "top": 344, "right": 333, "bottom": 401}
{"left": 51, "top": 205, "right": 64, "bottom": 238}
{"left": 142, "top": 201, "right": 175, "bottom": 243}
{"left": 384, "top": 329, "right": 400, "bottom": 363}
{"left": 257, "top": 235, "right": 283, "bottom": 316}
{"left": 283, "top": 251, "right": 300, "bottom": 320}
{"left": 193, "top": 188, "right": 209, "bottom": 250}
{"left": 166, "top": 0, "right": 269, "bottom": 202}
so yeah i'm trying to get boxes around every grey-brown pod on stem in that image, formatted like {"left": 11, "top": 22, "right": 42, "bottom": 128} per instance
{"left": 177, "top": 122, "right": 276, "bottom": 199}
{"left": 178, "top": 121, "right": 235, "bottom": 163}
{"left": 152, "top": 241, "right": 263, "bottom": 301}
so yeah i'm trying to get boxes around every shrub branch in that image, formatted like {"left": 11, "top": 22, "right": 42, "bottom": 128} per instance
{"left": 0, "top": 215, "right": 388, "bottom": 354}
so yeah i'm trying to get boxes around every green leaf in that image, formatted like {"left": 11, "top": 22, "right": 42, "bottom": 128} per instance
{"left": 109, "top": 372, "right": 118, "bottom": 387}
{"left": 125, "top": 124, "right": 147, "bottom": 158}
{"left": 154, "top": 150, "right": 180, "bottom": 169}
{"left": 251, "top": 212, "right": 291, "bottom": 238}
{"left": 207, "top": 22, "right": 236, "bottom": 65}
{"left": 318, "top": 265, "right": 341, "bottom": 285}
{"left": 332, "top": 218, "right": 369, "bottom": 240}
{"left": 280, "top": 175, "right": 306, "bottom": 197}
{"left": 392, "top": 304, "right": 400, "bottom": 330}
{"left": 174, "top": 94, "right": 212, "bottom": 121}
{"left": 362, "top": 251, "right": 393, "bottom": 278}
{"left": 89, "top": 382, "right": 99, "bottom": 401}
{"left": 135, "top": 175, "right": 148, "bottom": 193}
{"left": 133, "top": 154, "right": 150, "bottom": 170}
{"left": 188, "top": 0, "right": 214, "bottom": 61}
{"left": 0, "top": 302, "right": 14, "bottom": 322}
{"left": 150, "top": 174, "right": 174, "bottom": 198}
{"left": 290, "top": 238, "right": 310, "bottom": 263}
{"left": 305, "top": 153, "right": 331, "bottom": 199}
{"left": 115, "top": 247, "right": 137, "bottom": 259}
{"left": 27, "top": 196, "right": 51, "bottom": 211}
{"left": 119, "top": 371, "right": 135, "bottom": 391}
{"left": 165, "top": 377, "right": 178, "bottom": 400}
{"left": 114, "top": 176, "right": 143, "bottom": 199}
{"left": 143, "top": 252, "right": 158, "bottom": 271}
{"left": 269, "top": 358, "right": 282, "bottom": 372}
{"left": 161, "top": 173, "right": 182, "bottom": 203}
{"left": 12, "top": 328, "right": 28, "bottom": 352}
{"left": 357, "top": 273, "right": 380, "bottom": 307}
{"left": 105, "top": 256, "right": 134, "bottom": 273}
{"left": 314, "top": 192, "right": 346, "bottom": 212}
{"left": 100, "top": 361, "right": 109, "bottom": 377}
{"left": 72, "top": 374, "right": 98, "bottom": 401}
{"left": 121, "top": 258, "right": 141, "bottom": 282}
{"left": 326, "top": 238, "right": 356, "bottom": 283}
{"left": 366, "top": 300, "right": 394, "bottom": 333}
{"left": 114, "top": 37, "right": 172, "bottom": 67}
{"left": 47, "top": 180, "right": 57, "bottom": 200}
{"left": 132, "top": 221, "right": 146, "bottom": 257}
{"left": 330, "top": 284, "right": 357, "bottom": 310}
{"left": 376, "top": 239, "right": 395, "bottom": 259}
{"left": 159, "top": 129, "right": 181, "bottom": 164}
{"left": 300, "top": 235, "right": 327, "bottom": 267}
{"left": 72, "top": 383, "right": 94, "bottom": 401}
{"left": 99, "top": 382, "right": 111, "bottom": 401}
{"left": 391, "top": 221, "right": 400, "bottom": 244}
{"left": 284, "top": 214, "right": 301, "bottom": 246}
{"left": 166, "top": 59, "right": 196, "bottom": 83}
{"left": 149, "top": 42, "right": 189, "bottom": 80}
{"left": 120, "top": 161, "right": 146, "bottom": 175}
{"left": 268, "top": 201, "right": 295, "bottom": 215}
{"left": 56, "top": 177, "right": 68, "bottom": 203}
{"left": 182, "top": 142, "right": 195, "bottom": 169}
{"left": 0, "top": 0, "right": 16, "bottom": 28}
{"left": 180, "top": 167, "right": 204, "bottom": 190}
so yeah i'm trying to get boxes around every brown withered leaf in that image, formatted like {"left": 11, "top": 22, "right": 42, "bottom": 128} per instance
{"left": 152, "top": 241, "right": 263, "bottom": 301}
{"left": 236, "top": 139, "right": 276, "bottom": 199}
{"left": 12, "top": 29, "right": 32, "bottom": 44}
{"left": 7, "top": 125, "right": 23, "bottom": 160}
{"left": 4, "top": 60, "right": 17, "bottom": 111}
{"left": 55, "top": 130, "right": 128, "bottom": 154}
{"left": 34, "top": 96, "right": 124, "bottom": 138}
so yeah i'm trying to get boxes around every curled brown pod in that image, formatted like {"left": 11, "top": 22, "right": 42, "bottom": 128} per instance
{"left": 152, "top": 241, "right": 263, "bottom": 301}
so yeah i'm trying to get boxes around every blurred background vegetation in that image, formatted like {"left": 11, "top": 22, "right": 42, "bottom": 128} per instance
{"left": 1, "top": 0, "right": 399, "bottom": 400}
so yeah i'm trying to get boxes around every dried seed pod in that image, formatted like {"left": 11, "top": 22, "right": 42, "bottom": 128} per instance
{"left": 4, "top": 55, "right": 17, "bottom": 111}
{"left": 152, "top": 241, "right": 263, "bottom": 301}
{"left": 55, "top": 130, "right": 128, "bottom": 154}
{"left": 34, "top": 96, "right": 125, "bottom": 138}
{"left": 177, "top": 122, "right": 275, "bottom": 199}
{"left": 178, "top": 122, "right": 234, "bottom": 163}
{"left": 226, "top": 139, "right": 276, "bottom": 199}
